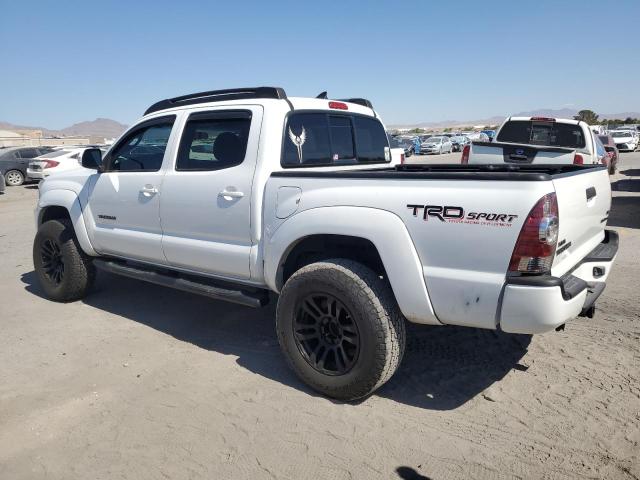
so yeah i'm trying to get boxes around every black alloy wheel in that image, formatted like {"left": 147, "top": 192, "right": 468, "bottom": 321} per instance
{"left": 293, "top": 293, "right": 360, "bottom": 375}
{"left": 40, "top": 238, "right": 65, "bottom": 285}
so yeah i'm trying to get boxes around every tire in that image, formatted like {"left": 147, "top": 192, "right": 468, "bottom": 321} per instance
{"left": 5, "top": 169, "right": 24, "bottom": 186}
{"left": 33, "top": 219, "right": 95, "bottom": 302}
{"left": 276, "top": 259, "right": 406, "bottom": 401}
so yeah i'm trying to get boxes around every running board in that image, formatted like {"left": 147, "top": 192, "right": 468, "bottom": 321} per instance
{"left": 93, "top": 259, "right": 268, "bottom": 308}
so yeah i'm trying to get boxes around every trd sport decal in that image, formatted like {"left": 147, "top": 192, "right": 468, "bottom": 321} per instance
{"left": 407, "top": 204, "right": 518, "bottom": 226}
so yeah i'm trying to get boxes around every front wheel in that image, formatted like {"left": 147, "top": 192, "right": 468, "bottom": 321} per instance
{"left": 276, "top": 259, "right": 406, "bottom": 401}
{"left": 33, "top": 219, "right": 95, "bottom": 302}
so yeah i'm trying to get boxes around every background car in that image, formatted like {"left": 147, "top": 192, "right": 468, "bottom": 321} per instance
{"left": 0, "top": 171, "right": 5, "bottom": 194}
{"left": 0, "top": 146, "right": 55, "bottom": 186}
{"left": 466, "top": 131, "right": 491, "bottom": 142}
{"left": 598, "top": 134, "right": 619, "bottom": 174}
{"left": 610, "top": 130, "right": 639, "bottom": 151}
{"left": 419, "top": 136, "right": 453, "bottom": 154}
{"left": 450, "top": 135, "right": 470, "bottom": 152}
{"left": 481, "top": 129, "right": 496, "bottom": 141}
{"left": 390, "top": 137, "right": 414, "bottom": 157}
{"left": 28, "top": 148, "right": 81, "bottom": 180}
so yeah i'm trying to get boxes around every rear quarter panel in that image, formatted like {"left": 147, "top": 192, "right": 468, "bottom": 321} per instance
{"left": 264, "top": 175, "right": 553, "bottom": 329}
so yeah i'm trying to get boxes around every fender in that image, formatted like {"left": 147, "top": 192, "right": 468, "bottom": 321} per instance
{"left": 37, "top": 189, "right": 98, "bottom": 256}
{"left": 264, "top": 206, "right": 440, "bottom": 325}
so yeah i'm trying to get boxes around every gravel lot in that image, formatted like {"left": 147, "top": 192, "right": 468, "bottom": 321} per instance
{"left": 1, "top": 154, "right": 639, "bottom": 480}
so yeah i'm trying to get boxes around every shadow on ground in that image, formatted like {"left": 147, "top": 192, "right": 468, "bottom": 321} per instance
{"left": 609, "top": 168, "right": 640, "bottom": 229}
{"left": 608, "top": 195, "right": 640, "bottom": 229}
{"left": 396, "top": 466, "right": 432, "bottom": 479}
{"left": 22, "top": 270, "right": 530, "bottom": 410}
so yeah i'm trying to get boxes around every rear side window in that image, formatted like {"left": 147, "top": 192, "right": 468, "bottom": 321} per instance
{"left": 177, "top": 111, "right": 251, "bottom": 171}
{"left": 282, "top": 112, "right": 389, "bottom": 167}
{"left": 18, "top": 148, "right": 40, "bottom": 159}
{"left": 497, "top": 120, "right": 586, "bottom": 148}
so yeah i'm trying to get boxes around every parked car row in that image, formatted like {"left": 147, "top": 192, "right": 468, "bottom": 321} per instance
{"left": 0, "top": 146, "right": 55, "bottom": 186}
{"left": 0, "top": 145, "right": 110, "bottom": 187}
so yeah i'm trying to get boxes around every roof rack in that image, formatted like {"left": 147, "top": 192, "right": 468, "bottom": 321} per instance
{"left": 144, "top": 87, "right": 288, "bottom": 115}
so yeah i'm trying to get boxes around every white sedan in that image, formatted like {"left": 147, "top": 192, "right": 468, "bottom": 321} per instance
{"left": 28, "top": 147, "right": 106, "bottom": 180}
{"left": 610, "top": 130, "right": 638, "bottom": 151}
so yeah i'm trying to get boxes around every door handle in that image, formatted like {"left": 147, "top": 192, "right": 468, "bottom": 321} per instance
{"left": 219, "top": 189, "right": 244, "bottom": 199}
{"left": 140, "top": 185, "right": 159, "bottom": 196}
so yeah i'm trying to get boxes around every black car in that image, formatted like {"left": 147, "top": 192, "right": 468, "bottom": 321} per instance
{"left": 390, "top": 137, "right": 414, "bottom": 157}
{"left": 0, "top": 146, "right": 55, "bottom": 186}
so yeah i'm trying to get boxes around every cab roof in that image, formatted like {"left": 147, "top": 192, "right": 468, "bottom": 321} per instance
{"left": 144, "top": 86, "right": 377, "bottom": 118}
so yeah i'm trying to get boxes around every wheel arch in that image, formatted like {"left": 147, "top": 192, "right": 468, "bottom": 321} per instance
{"left": 264, "top": 206, "right": 439, "bottom": 325}
{"left": 37, "top": 189, "right": 97, "bottom": 256}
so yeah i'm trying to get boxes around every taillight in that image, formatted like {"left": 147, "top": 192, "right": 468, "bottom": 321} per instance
{"left": 461, "top": 144, "right": 470, "bottom": 164}
{"left": 328, "top": 101, "right": 348, "bottom": 110}
{"left": 508, "top": 193, "right": 559, "bottom": 274}
{"left": 43, "top": 160, "right": 60, "bottom": 169}
{"left": 400, "top": 153, "right": 405, "bottom": 164}
{"left": 573, "top": 153, "right": 584, "bottom": 165}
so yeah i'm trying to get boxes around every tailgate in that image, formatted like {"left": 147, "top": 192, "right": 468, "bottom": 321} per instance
{"left": 551, "top": 167, "right": 611, "bottom": 276}
{"left": 469, "top": 142, "right": 576, "bottom": 164}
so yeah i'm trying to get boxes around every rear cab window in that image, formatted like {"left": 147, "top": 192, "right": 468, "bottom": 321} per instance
{"left": 282, "top": 112, "right": 389, "bottom": 167}
{"left": 497, "top": 120, "right": 586, "bottom": 149}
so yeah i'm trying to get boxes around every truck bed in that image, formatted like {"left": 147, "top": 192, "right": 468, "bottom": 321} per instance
{"left": 266, "top": 163, "right": 611, "bottom": 330}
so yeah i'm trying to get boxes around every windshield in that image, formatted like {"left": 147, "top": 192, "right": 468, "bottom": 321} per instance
{"left": 611, "top": 131, "right": 631, "bottom": 138}
{"left": 425, "top": 136, "right": 443, "bottom": 143}
{"left": 496, "top": 120, "right": 586, "bottom": 148}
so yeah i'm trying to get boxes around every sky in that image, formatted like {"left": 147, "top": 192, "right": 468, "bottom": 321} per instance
{"left": 1, "top": 0, "right": 639, "bottom": 129}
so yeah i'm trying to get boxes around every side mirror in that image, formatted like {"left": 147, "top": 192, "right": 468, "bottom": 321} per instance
{"left": 81, "top": 148, "right": 103, "bottom": 171}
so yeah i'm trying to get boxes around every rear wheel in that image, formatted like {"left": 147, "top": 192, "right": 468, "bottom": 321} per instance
{"left": 33, "top": 219, "right": 95, "bottom": 302}
{"left": 5, "top": 169, "right": 24, "bottom": 186}
{"left": 276, "top": 259, "right": 406, "bottom": 401}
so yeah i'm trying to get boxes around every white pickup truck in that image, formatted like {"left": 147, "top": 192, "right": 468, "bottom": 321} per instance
{"left": 463, "top": 116, "right": 607, "bottom": 166}
{"left": 33, "top": 88, "right": 618, "bottom": 400}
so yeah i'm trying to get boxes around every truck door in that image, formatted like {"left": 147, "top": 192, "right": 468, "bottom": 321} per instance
{"left": 159, "top": 106, "right": 263, "bottom": 280}
{"left": 84, "top": 116, "right": 177, "bottom": 263}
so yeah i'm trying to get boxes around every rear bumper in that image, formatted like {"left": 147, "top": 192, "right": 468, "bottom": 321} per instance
{"left": 27, "top": 168, "right": 46, "bottom": 180}
{"left": 499, "top": 230, "right": 618, "bottom": 334}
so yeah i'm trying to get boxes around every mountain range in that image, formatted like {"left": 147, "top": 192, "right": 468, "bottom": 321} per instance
{"left": 0, "top": 118, "right": 129, "bottom": 139}
{"left": 2, "top": 107, "right": 639, "bottom": 137}
{"left": 388, "top": 108, "right": 640, "bottom": 130}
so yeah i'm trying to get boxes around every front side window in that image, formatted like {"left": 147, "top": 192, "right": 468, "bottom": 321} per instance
{"left": 282, "top": 112, "right": 389, "bottom": 167}
{"left": 106, "top": 118, "right": 175, "bottom": 172}
{"left": 176, "top": 112, "right": 251, "bottom": 171}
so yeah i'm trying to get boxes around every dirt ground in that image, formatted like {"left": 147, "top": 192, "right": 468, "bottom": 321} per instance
{"left": 1, "top": 154, "right": 639, "bottom": 480}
